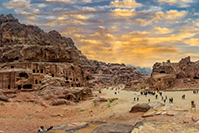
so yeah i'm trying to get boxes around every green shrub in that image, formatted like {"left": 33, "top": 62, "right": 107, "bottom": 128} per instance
{"left": 93, "top": 101, "right": 97, "bottom": 106}
{"left": 109, "top": 99, "right": 115, "bottom": 103}
{"left": 99, "top": 90, "right": 102, "bottom": 93}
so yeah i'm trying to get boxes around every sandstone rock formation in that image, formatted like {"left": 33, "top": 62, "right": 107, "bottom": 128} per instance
{"left": 82, "top": 59, "right": 145, "bottom": 89}
{"left": 129, "top": 103, "right": 151, "bottom": 113}
{"left": 149, "top": 56, "right": 199, "bottom": 90}
{"left": 92, "top": 123, "right": 134, "bottom": 133}
{"left": 0, "top": 14, "right": 92, "bottom": 105}
{"left": 0, "top": 14, "right": 146, "bottom": 92}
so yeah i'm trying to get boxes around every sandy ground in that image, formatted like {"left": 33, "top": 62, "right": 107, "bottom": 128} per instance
{"left": 0, "top": 86, "right": 199, "bottom": 133}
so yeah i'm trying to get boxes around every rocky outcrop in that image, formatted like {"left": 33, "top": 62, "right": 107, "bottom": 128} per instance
{"left": 83, "top": 59, "right": 145, "bottom": 88}
{"left": 131, "top": 121, "right": 199, "bottom": 133}
{"left": 129, "top": 103, "right": 151, "bottom": 113}
{"left": 149, "top": 56, "right": 199, "bottom": 90}
{"left": 0, "top": 92, "right": 10, "bottom": 102}
{"left": 0, "top": 14, "right": 93, "bottom": 105}
{"left": 0, "top": 14, "right": 77, "bottom": 48}
{"left": 92, "top": 123, "right": 134, "bottom": 133}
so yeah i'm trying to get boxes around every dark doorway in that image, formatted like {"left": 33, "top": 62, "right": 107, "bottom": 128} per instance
{"left": 67, "top": 96, "right": 70, "bottom": 100}
{"left": 71, "top": 84, "right": 73, "bottom": 87}
{"left": 160, "top": 71, "right": 165, "bottom": 74}
{"left": 35, "top": 80, "right": 37, "bottom": 84}
{"left": 14, "top": 57, "right": 19, "bottom": 60}
{"left": 52, "top": 74, "right": 54, "bottom": 77}
{"left": 19, "top": 72, "right": 28, "bottom": 79}
{"left": 40, "top": 69, "right": 43, "bottom": 73}
{"left": 65, "top": 81, "right": 69, "bottom": 84}
{"left": 18, "top": 85, "right": 21, "bottom": 90}
{"left": 33, "top": 69, "right": 35, "bottom": 73}
{"left": 37, "top": 70, "right": 39, "bottom": 73}
{"left": 23, "top": 84, "right": 32, "bottom": 89}
{"left": 39, "top": 81, "right": 41, "bottom": 84}
{"left": 8, "top": 85, "right": 10, "bottom": 89}
{"left": 86, "top": 76, "right": 90, "bottom": 80}
{"left": 194, "top": 77, "right": 199, "bottom": 79}
{"left": 66, "top": 77, "right": 68, "bottom": 80}
{"left": 11, "top": 66, "right": 14, "bottom": 68}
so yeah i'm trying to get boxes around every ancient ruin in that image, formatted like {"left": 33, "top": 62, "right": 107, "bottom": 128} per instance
{"left": 149, "top": 56, "right": 199, "bottom": 90}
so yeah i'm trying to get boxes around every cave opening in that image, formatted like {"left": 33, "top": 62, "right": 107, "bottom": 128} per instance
{"left": 19, "top": 72, "right": 28, "bottom": 79}
{"left": 23, "top": 84, "right": 32, "bottom": 89}
{"left": 67, "top": 96, "right": 70, "bottom": 100}
{"left": 160, "top": 71, "right": 165, "bottom": 74}
{"left": 18, "top": 85, "right": 21, "bottom": 90}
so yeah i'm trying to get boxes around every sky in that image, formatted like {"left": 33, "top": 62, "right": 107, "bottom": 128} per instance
{"left": 1, "top": 0, "right": 199, "bottom": 67}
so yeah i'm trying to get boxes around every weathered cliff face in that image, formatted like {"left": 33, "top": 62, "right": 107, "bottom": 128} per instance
{"left": 0, "top": 14, "right": 87, "bottom": 100}
{"left": 0, "top": 14, "right": 145, "bottom": 92}
{"left": 0, "top": 14, "right": 77, "bottom": 49}
{"left": 82, "top": 58, "right": 145, "bottom": 88}
{"left": 150, "top": 56, "right": 199, "bottom": 90}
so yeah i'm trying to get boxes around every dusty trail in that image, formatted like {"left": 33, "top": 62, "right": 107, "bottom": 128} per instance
{"left": 0, "top": 86, "right": 199, "bottom": 133}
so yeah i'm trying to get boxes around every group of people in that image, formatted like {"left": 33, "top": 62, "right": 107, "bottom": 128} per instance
{"left": 139, "top": 90, "right": 173, "bottom": 104}
{"left": 110, "top": 87, "right": 121, "bottom": 95}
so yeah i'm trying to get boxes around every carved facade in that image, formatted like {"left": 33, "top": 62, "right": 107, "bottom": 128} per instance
{"left": 0, "top": 62, "right": 86, "bottom": 90}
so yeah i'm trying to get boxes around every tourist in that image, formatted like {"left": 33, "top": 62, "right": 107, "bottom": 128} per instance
{"left": 164, "top": 99, "right": 166, "bottom": 103}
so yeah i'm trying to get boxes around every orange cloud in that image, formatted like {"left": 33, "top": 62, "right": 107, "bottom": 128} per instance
{"left": 111, "top": 0, "right": 142, "bottom": 8}
{"left": 111, "top": 9, "right": 136, "bottom": 17}
{"left": 154, "top": 27, "right": 173, "bottom": 34}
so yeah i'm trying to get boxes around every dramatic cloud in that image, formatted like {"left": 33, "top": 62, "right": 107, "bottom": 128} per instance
{"left": 3, "top": 0, "right": 30, "bottom": 9}
{"left": 111, "top": 9, "right": 136, "bottom": 17}
{"left": 46, "top": 0, "right": 74, "bottom": 4}
{"left": 111, "top": 0, "right": 142, "bottom": 8}
{"left": 1, "top": 0, "right": 199, "bottom": 67}
{"left": 154, "top": 10, "right": 187, "bottom": 20}
{"left": 158, "top": 0, "right": 194, "bottom": 7}
{"left": 154, "top": 27, "right": 173, "bottom": 34}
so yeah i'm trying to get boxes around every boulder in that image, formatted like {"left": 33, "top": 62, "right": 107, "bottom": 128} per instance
{"left": 50, "top": 99, "right": 67, "bottom": 106}
{"left": 0, "top": 93, "right": 9, "bottom": 102}
{"left": 129, "top": 103, "right": 151, "bottom": 113}
{"left": 192, "top": 116, "right": 199, "bottom": 122}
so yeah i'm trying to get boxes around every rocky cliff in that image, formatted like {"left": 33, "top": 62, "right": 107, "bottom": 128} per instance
{"left": 0, "top": 14, "right": 145, "bottom": 91}
{"left": 150, "top": 56, "right": 199, "bottom": 90}
{"left": 82, "top": 58, "right": 145, "bottom": 88}
{"left": 0, "top": 14, "right": 80, "bottom": 64}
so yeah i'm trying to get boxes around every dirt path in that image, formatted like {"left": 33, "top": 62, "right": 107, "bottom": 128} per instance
{"left": 0, "top": 87, "right": 199, "bottom": 133}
